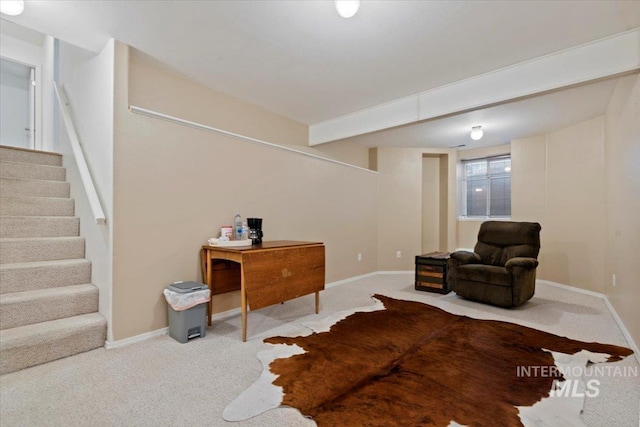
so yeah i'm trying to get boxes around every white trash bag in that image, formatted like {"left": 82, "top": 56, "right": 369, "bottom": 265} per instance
{"left": 163, "top": 288, "right": 210, "bottom": 311}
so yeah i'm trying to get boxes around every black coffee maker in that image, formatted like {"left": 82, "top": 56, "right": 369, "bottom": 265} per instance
{"left": 247, "top": 218, "right": 263, "bottom": 245}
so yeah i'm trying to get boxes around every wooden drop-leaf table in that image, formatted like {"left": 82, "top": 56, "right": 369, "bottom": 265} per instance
{"left": 201, "top": 240, "right": 325, "bottom": 341}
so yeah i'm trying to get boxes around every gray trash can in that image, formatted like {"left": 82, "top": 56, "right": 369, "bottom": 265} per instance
{"left": 165, "top": 281, "right": 209, "bottom": 343}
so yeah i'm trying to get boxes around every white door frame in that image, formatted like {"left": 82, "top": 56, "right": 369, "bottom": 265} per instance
{"left": 0, "top": 34, "right": 44, "bottom": 150}
{"left": 28, "top": 66, "right": 36, "bottom": 148}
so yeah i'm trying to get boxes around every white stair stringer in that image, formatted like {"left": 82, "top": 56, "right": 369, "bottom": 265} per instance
{"left": 0, "top": 145, "right": 106, "bottom": 374}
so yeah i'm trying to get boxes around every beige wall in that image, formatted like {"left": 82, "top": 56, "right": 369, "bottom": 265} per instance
{"left": 376, "top": 148, "right": 422, "bottom": 270}
{"left": 313, "top": 139, "right": 370, "bottom": 169}
{"left": 375, "top": 147, "right": 456, "bottom": 270}
{"left": 111, "top": 44, "right": 378, "bottom": 341}
{"left": 510, "top": 136, "right": 546, "bottom": 222}
{"left": 128, "top": 49, "right": 307, "bottom": 147}
{"left": 511, "top": 117, "right": 607, "bottom": 293}
{"left": 511, "top": 136, "right": 547, "bottom": 278}
{"left": 457, "top": 144, "right": 510, "bottom": 162}
{"left": 546, "top": 117, "right": 606, "bottom": 292}
{"left": 604, "top": 73, "right": 640, "bottom": 346}
{"left": 456, "top": 221, "right": 482, "bottom": 250}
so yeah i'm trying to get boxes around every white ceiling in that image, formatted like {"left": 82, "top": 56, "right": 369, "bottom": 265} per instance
{"left": 4, "top": 1, "right": 640, "bottom": 149}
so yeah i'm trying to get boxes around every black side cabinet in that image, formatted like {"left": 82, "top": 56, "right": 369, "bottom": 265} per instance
{"left": 415, "top": 252, "right": 451, "bottom": 294}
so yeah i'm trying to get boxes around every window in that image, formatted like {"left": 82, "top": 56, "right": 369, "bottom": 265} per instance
{"left": 462, "top": 155, "right": 511, "bottom": 218}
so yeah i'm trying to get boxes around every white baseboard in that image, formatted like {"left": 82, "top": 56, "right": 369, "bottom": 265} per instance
{"left": 602, "top": 297, "right": 640, "bottom": 365}
{"left": 537, "top": 279, "right": 640, "bottom": 364}
{"left": 104, "top": 307, "right": 241, "bottom": 349}
{"left": 325, "top": 271, "right": 379, "bottom": 288}
{"left": 377, "top": 270, "right": 413, "bottom": 275}
{"left": 537, "top": 279, "right": 604, "bottom": 298}
{"left": 105, "top": 327, "right": 168, "bottom": 350}
{"left": 211, "top": 307, "right": 242, "bottom": 322}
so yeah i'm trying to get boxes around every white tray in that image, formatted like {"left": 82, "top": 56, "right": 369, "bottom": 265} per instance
{"left": 212, "top": 239, "right": 252, "bottom": 247}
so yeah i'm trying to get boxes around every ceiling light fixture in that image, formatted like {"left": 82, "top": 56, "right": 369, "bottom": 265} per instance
{"left": 470, "top": 126, "right": 483, "bottom": 141}
{"left": 335, "top": 0, "right": 360, "bottom": 18}
{"left": 0, "top": 0, "right": 24, "bottom": 16}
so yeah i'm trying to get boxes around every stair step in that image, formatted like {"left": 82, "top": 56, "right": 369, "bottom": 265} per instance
{"left": 0, "top": 312, "right": 106, "bottom": 374}
{"left": 0, "top": 196, "right": 74, "bottom": 216}
{"left": 0, "top": 146, "right": 62, "bottom": 167}
{"left": 0, "top": 284, "right": 98, "bottom": 330}
{"left": 0, "top": 237, "right": 85, "bottom": 264}
{"left": 0, "top": 259, "right": 92, "bottom": 294}
{"left": 0, "top": 216, "right": 80, "bottom": 238}
{"left": 0, "top": 160, "right": 66, "bottom": 182}
{"left": 0, "top": 177, "right": 70, "bottom": 198}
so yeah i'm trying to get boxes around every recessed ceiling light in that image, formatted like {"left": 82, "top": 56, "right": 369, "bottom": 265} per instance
{"left": 470, "top": 126, "right": 483, "bottom": 141}
{"left": 0, "top": 0, "right": 24, "bottom": 16}
{"left": 335, "top": 0, "right": 360, "bottom": 18}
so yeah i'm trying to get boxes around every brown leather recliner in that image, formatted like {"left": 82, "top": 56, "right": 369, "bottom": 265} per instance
{"left": 448, "top": 221, "right": 541, "bottom": 308}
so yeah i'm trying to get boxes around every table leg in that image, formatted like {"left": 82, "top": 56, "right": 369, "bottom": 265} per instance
{"left": 315, "top": 291, "right": 319, "bottom": 314}
{"left": 241, "top": 269, "right": 247, "bottom": 342}
{"left": 205, "top": 250, "right": 212, "bottom": 327}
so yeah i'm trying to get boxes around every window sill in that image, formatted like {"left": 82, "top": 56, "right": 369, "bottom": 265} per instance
{"left": 457, "top": 217, "right": 512, "bottom": 222}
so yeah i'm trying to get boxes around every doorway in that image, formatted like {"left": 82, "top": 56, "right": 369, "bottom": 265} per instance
{"left": 1, "top": 57, "right": 35, "bottom": 149}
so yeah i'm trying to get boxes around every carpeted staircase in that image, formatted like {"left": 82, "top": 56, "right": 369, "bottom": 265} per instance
{"left": 0, "top": 145, "right": 106, "bottom": 375}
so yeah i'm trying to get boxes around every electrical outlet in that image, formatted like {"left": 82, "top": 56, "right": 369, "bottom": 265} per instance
{"left": 396, "top": 251, "right": 402, "bottom": 259}
{"left": 612, "top": 273, "right": 616, "bottom": 287}
{"left": 358, "top": 253, "right": 362, "bottom": 261}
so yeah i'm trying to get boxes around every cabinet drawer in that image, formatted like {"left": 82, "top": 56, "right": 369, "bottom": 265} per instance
{"left": 212, "top": 260, "right": 239, "bottom": 271}
{"left": 416, "top": 280, "right": 444, "bottom": 290}
{"left": 417, "top": 272, "right": 444, "bottom": 281}
{"left": 417, "top": 264, "right": 443, "bottom": 273}
{"left": 416, "top": 272, "right": 444, "bottom": 282}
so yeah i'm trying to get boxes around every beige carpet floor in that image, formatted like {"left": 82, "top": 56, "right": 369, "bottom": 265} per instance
{"left": 1, "top": 274, "right": 638, "bottom": 426}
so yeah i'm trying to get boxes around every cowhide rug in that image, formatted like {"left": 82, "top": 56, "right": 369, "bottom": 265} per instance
{"left": 224, "top": 295, "right": 633, "bottom": 426}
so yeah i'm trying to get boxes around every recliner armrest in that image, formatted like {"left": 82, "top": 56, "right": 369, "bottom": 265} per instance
{"left": 450, "top": 251, "right": 481, "bottom": 265}
{"left": 505, "top": 257, "right": 539, "bottom": 272}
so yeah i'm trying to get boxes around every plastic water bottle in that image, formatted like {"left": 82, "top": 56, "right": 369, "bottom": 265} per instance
{"left": 234, "top": 214, "right": 242, "bottom": 240}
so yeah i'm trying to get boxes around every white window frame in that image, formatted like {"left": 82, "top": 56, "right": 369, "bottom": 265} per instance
{"left": 460, "top": 155, "right": 511, "bottom": 219}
